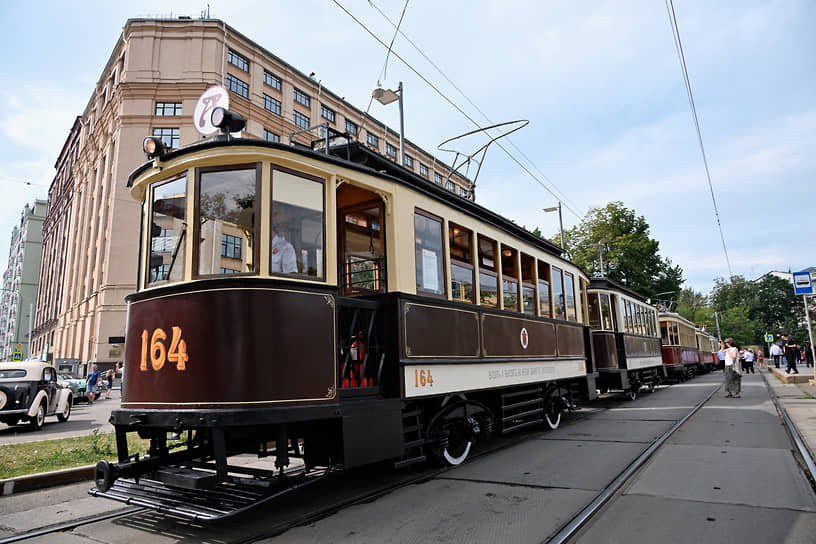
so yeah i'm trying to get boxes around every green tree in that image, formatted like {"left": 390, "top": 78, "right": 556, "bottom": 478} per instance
{"left": 718, "top": 305, "right": 757, "bottom": 347}
{"left": 561, "top": 202, "right": 683, "bottom": 298}
{"left": 676, "top": 288, "right": 713, "bottom": 328}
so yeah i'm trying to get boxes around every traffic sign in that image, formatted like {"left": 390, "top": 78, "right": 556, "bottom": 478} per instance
{"left": 793, "top": 272, "right": 814, "bottom": 295}
{"left": 764, "top": 334, "right": 774, "bottom": 343}
{"left": 12, "top": 352, "right": 22, "bottom": 361}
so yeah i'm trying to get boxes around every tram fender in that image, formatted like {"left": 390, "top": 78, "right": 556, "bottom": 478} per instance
{"left": 341, "top": 397, "right": 402, "bottom": 469}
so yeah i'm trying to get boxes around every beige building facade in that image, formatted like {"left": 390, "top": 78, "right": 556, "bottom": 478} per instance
{"left": 31, "top": 17, "right": 472, "bottom": 368}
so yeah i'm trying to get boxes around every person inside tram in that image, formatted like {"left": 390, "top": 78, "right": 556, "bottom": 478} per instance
{"left": 271, "top": 227, "right": 297, "bottom": 274}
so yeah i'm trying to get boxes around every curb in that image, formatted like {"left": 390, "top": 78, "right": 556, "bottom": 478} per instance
{"left": 1, "top": 464, "right": 95, "bottom": 496}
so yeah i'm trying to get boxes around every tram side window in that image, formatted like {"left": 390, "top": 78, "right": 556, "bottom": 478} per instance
{"left": 660, "top": 321, "right": 669, "bottom": 343}
{"left": 521, "top": 254, "right": 536, "bottom": 315}
{"left": 538, "top": 261, "right": 551, "bottom": 318}
{"left": 449, "top": 223, "right": 474, "bottom": 303}
{"left": 197, "top": 167, "right": 257, "bottom": 276}
{"left": 414, "top": 210, "right": 445, "bottom": 296}
{"left": 477, "top": 236, "right": 498, "bottom": 307}
{"left": 623, "top": 300, "right": 632, "bottom": 333}
{"left": 270, "top": 169, "right": 325, "bottom": 278}
{"left": 551, "top": 266, "right": 565, "bottom": 320}
{"left": 671, "top": 322, "right": 681, "bottom": 345}
{"left": 501, "top": 245, "right": 519, "bottom": 312}
{"left": 588, "top": 293, "right": 601, "bottom": 329}
{"left": 564, "top": 272, "right": 577, "bottom": 322}
{"left": 147, "top": 175, "right": 186, "bottom": 286}
{"left": 600, "top": 293, "right": 613, "bottom": 330}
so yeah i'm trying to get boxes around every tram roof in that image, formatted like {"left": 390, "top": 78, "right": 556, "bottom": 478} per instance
{"left": 587, "top": 277, "right": 650, "bottom": 303}
{"left": 129, "top": 138, "right": 571, "bottom": 261}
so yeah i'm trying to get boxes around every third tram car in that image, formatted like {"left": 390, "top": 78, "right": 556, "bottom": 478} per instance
{"left": 587, "top": 278, "right": 664, "bottom": 400}
{"left": 91, "top": 106, "right": 597, "bottom": 519}
{"left": 659, "top": 311, "right": 704, "bottom": 380}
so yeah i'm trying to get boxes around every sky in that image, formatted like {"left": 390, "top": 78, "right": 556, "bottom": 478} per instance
{"left": 0, "top": 0, "right": 813, "bottom": 297}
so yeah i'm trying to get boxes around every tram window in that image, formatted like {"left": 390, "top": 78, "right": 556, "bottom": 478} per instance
{"left": 564, "top": 272, "right": 576, "bottom": 322}
{"left": 147, "top": 175, "right": 186, "bottom": 286}
{"left": 501, "top": 245, "right": 519, "bottom": 312}
{"left": 623, "top": 300, "right": 631, "bottom": 333}
{"left": 588, "top": 293, "right": 601, "bottom": 329}
{"left": 521, "top": 253, "right": 535, "bottom": 315}
{"left": 551, "top": 266, "right": 565, "bottom": 320}
{"left": 197, "top": 166, "right": 258, "bottom": 276}
{"left": 660, "top": 322, "right": 669, "bottom": 344}
{"left": 449, "top": 223, "right": 473, "bottom": 303}
{"left": 414, "top": 210, "right": 445, "bottom": 296}
{"left": 537, "top": 261, "right": 551, "bottom": 318}
{"left": 477, "top": 236, "right": 498, "bottom": 307}
{"left": 599, "top": 293, "right": 613, "bottom": 330}
{"left": 271, "top": 169, "right": 325, "bottom": 278}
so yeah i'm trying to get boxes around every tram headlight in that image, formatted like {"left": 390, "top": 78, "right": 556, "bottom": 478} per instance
{"left": 211, "top": 107, "right": 246, "bottom": 134}
{"left": 143, "top": 137, "right": 168, "bottom": 159}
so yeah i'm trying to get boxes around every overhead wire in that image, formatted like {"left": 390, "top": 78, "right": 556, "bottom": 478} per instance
{"left": 367, "top": 0, "right": 583, "bottom": 219}
{"left": 664, "top": 0, "right": 733, "bottom": 278}
{"left": 331, "top": 0, "right": 582, "bottom": 221}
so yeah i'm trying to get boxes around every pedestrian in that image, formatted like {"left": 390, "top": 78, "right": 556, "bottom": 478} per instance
{"left": 743, "top": 348, "right": 755, "bottom": 374}
{"left": 86, "top": 364, "right": 102, "bottom": 404}
{"left": 104, "top": 369, "right": 114, "bottom": 399}
{"left": 782, "top": 334, "right": 800, "bottom": 374}
{"left": 757, "top": 349, "right": 765, "bottom": 369}
{"left": 770, "top": 342, "right": 783, "bottom": 368}
{"left": 802, "top": 342, "right": 814, "bottom": 368}
{"left": 723, "top": 338, "right": 742, "bottom": 398}
{"left": 717, "top": 343, "right": 726, "bottom": 370}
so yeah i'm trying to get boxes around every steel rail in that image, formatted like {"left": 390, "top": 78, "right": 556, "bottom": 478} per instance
{"left": 763, "top": 373, "right": 816, "bottom": 485}
{"left": 546, "top": 383, "right": 722, "bottom": 544}
{"left": 0, "top": 507, "right": 144, "bottom": 544}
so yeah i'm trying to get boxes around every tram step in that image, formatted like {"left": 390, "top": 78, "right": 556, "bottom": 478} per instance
{"left": 394, "top": 454, "right": 427, "bottom": 469}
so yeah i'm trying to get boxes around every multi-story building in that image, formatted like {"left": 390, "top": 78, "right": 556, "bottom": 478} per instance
{"left": 30, "top": 17, "right": 472, "bottom": 367}
{"left": 1, "top": 201, "right": 47, "bottom": 360}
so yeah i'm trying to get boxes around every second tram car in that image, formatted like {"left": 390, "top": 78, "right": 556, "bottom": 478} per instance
{"left": 695, "top": 330, "right": 719, "bottom": 372}
{"left": 91, "top": 108, "right": 598, "bottom": 519}
{"left": 587, "top": 278, "right": 664, "bottom": 400}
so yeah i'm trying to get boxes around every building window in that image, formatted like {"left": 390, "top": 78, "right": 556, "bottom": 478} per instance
{"left": 403, "top": 154, "right": 414, "bottom": 168}
{"left": 446, "top": 181, "right": 455, "bottom": 192}
{"left": 220, "top": 267, "right": 240, "bottom": 274}
{"left": 386, "top": 143, "right": 397, "bottom": 159}
{"left": 155, "top": 102, "right": 182, "bottom": 116}
{"left": 366, "top": 132, "right": 379, "bottom": 149}
{"left": 414, "top": 210, "right": 445, "bottom": 296}
{"left": 321, "top": 105, "right": 336, "bottom": 123}
{"left": 420, "top": 164, "right": 429, "bottom": 177}
{"left": 263, "top": 70, "right": 281, "bottom": 90}
{"left": 460, "top": 187, "right": 468, "bottom": 198}
{"left": 293, "top": 110, "right": 310, "bottom": 129}
{"left": 221, "top": 233, "right": 242, "bottom": 260}
{"left": 263, "top": 130, "right": 279, "bottom": 143}
{"left": 226, "top": 73, "right": 249, "bottom": 98}
{"left": 227, "top": 49, "right": 249, "bottom": 71}
{"left": 263, "top": 94, "right": 281, "bottom": 115}
{"left": 152, "top": 127, "right": 179, "bottom": 149}
{"left": 293, "top": 88, "right": 311, "bottom": 108}
{"left": 345, "top": 119, "right": 358, "bottom": 136}
{"left": 434, "top": 172, "right": 443, "bottom": 184}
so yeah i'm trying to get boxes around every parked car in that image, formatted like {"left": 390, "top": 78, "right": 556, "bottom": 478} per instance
{"left": 0, "top": 361, "right": 73, "bottom": 429}
{"left": 58, "top": 373, "right": 107, "bottom": 403}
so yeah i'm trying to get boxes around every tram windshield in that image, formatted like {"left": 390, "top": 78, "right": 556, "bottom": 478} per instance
{"left": 147, "top": 176, "right": 186, "bottom": 286}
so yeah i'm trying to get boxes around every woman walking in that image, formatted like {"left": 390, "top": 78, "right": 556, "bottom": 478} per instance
{"left": 724, "top": 338, "right": 742, "bottom": 398}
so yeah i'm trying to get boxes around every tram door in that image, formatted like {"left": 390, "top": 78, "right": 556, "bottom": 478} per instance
{"left": 337, "top": 185, "right": 386, "bottom": 297}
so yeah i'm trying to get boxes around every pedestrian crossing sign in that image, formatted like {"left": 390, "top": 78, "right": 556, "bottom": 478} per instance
{"left": 764, "top": 334, "right": 774, "bottom": 343}
{"left": 12, "top": 352, "right": 23, "bottom": 361}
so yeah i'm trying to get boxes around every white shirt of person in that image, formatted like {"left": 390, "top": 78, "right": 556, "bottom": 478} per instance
{"left": 744, "top": 350, "right": 755, "bottom": 362}
{"left": 725, "top": 347, "right": 739, "bottom": 366}
{"left": 271, "top": 234, "right": 297, "bottom": 274}
{"left": 770, "top": 344, "right": 782, "bottom": 356}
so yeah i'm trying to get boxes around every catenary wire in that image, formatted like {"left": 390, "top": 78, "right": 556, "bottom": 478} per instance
{"left": 665, "top": 0, "right": 733, "bottom": 278}
{"left": 332, "top": 0, "right": 582, "bottom": 221}
{"left": 367, "top": 0, "right": 583, "bottom": 219}
{"left": 378, "top": 0, "right": 410, "bottom": 83}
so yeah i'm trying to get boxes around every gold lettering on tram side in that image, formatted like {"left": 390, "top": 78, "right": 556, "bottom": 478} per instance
{"left": 139, "top": 327, "right": 189, "bottom": 371}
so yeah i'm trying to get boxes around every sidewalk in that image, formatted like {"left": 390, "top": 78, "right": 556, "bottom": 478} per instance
{"left": 762, "top": 365, "right": 816, "bottom": 462}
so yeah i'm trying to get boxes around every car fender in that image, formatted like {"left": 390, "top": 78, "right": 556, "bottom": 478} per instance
{"left": 27, "top": 390, "right": 48, "bottom": 418}
{"left": 56, "top": 389, "right": 72, "bottom": 414}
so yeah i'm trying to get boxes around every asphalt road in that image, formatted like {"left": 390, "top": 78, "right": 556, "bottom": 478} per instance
{"left": 0, "top": 390, "right": 120, "bottom": 445}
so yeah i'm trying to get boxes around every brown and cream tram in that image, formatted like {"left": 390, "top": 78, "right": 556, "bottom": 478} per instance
{"left": 92, "top": 109, "right": 597, "bottom": 519}
{"left": 587, "top": 278, "right": 664, "bottom": 400}
{"left": 659, "top": 311, "right": 704, "bottom": 380}
{"left": 695, "top": 330, "right": 719, "bottom": 372}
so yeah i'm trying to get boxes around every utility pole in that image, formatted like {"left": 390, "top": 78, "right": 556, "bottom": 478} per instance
{"left": 714, "top": 311, "right": 722, "bottom": 342}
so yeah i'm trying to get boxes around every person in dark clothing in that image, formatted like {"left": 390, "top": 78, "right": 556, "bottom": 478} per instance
{"left": 782, "top": 335, "right": 800, "bottom": 374}
{"left": 802, "top": 342, "right": 814, "bottom": 368}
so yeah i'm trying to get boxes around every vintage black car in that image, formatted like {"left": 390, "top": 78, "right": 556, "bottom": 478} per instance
{"left": 0, "top": 361, "right": 73, "bottom": 429}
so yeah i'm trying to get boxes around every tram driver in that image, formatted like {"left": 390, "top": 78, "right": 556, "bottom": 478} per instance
{"left": 271, "top": 228, "right": 297, "bottom": 274}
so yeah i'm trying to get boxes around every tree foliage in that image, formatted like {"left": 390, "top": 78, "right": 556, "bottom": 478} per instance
{"left": 560, "top": 202, "right": 683, "bottom": 298}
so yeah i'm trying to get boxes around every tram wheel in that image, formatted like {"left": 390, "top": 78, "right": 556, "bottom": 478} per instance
{"left": 626, "top": 388, "right": 639, "bottom": 401}
{"left": 646, "top": 382, "right": 656, "bottom": 393}
{"left": 544, "top": 389, "right": 563, "bottom": 430}
{"left": 435, "top": 418, "right": 474, "bottom": 466}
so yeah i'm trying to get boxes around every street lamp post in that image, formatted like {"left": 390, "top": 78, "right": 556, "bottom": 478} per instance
{"left": 543, "top": 203, "right": 565, "bottom": 256}
{"left": 372, "top": 82, "right": 404, "bottom": 164}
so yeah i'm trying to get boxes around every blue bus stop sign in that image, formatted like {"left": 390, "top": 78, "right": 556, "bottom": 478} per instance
{"left": 793, "top": 272, "right": 814, "bottom": 295}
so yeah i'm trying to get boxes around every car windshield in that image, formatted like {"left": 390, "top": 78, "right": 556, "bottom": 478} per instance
{"left": 0, "top": 369, "right": 27, "bottom": 379}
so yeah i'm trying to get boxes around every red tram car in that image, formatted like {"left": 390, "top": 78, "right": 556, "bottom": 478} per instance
{"left": 659, "top": 312, "right": 706, "bottom": 380}
{"left": 91, "top": 109, "right": 598, "bottom": 519}
{"left": 587, "top": 278, "right": 664, "bottom": 400}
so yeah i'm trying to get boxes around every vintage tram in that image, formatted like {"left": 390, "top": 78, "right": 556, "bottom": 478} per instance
{"left": 695, "top": 330, "right": 719, "bottom": 372}
{"left": 659, "top": 311, "right": 706, "bottom": 380}
{"left": 586, "top": 278, "right": 664, "bottom": 400}
{"left": 91, "top": 108, "right": 598, "bottom": 519}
